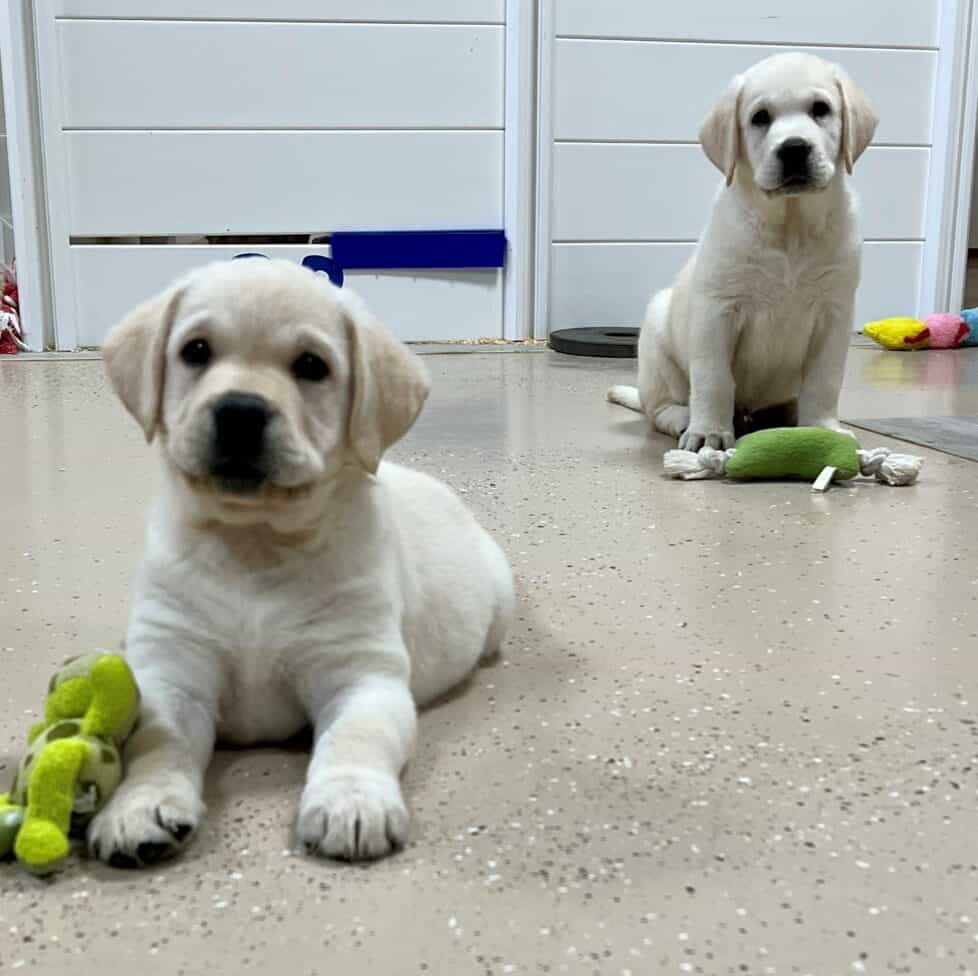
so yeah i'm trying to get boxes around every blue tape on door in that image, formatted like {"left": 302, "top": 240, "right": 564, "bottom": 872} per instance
{"left": 330, "top": 230, "right": 506, "bottom": 270}
{"left": 231, "top": 231, "right": 504, "bottom": 284}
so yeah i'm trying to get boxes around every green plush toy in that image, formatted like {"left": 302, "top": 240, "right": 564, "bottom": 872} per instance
{"left": 0, "top": 652, "right": 140, "bottom": 875}
{"left": 664, "top": 427, "right": 923, "bottom": 490}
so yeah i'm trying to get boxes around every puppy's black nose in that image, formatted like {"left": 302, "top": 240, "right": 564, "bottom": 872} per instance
{"left": 212, "top": 392, "right": 270, "bottom": 460}
{"left": 777, "top": 138, "right": 811, "bottom": 176}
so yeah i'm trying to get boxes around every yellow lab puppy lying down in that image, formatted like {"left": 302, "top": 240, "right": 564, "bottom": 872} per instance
{"left": 95, "top": 258, "right": 514, "bottom": 867}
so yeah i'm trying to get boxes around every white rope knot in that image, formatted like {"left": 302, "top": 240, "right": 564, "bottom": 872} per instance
{"left": 663, "top": 446, "right": 734, "bottom": 480}
{"left": 856, "top": 447, "right": 923, "bottom": 486}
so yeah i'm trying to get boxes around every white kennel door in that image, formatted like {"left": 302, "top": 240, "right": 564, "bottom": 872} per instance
{"left": 35, "top": 1, "right": 511, "bottom": 348}
{"left": 534, "top": 0, "right": 940, "bottom": 334}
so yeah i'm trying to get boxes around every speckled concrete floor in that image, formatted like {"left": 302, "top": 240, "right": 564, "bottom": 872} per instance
{"left": 2, "top": 347, "right": 978, "bottom": 976}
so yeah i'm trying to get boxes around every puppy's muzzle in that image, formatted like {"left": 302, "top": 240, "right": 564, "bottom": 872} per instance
{"left": 776, "top": 138, "right": 812, "bottom": 190}
{"left": 210, "top": 392, "right": 272, "bottom": 494}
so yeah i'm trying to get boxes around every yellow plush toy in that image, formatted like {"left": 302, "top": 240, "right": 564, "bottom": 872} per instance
{"left": 862, "top": 317, "right": 930, "bottom": 350}
{"left": 0, "top": 653, "right": 140, "bottom": 874}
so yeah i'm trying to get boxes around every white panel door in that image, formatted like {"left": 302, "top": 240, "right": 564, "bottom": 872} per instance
{"left": 70, "top": 245, "right": 502, "bottom": 345}
{"left": 55, "top": 0, "right": 505, "bottom": 20}
{"left": 34, "top": 1, "right": 529, "bottom": 348}
{"left": 66, "top": 132, "right": 503, "bottom": 237}
{"left": 59, "top": 22, "right": 504, "bottom": 129}
{"left": 553, "top": 43, "right": 934, "bottom": 146}
{"left": 550, "top": 242, "right": 924, "bottom": 336}
{"left": 535, "top": 0, "right": 941, "bottom": 335}
{"left": 0, "top": 68, "right": 11, "bottom": 268}
{"left": 551, "top": 145, "right": 928, "bottom": 242}
{"left": 554, "top": 0, "right": 938, "bottom": 47}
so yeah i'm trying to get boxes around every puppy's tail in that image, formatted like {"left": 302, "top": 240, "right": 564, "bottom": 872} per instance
{"left": 607, "top": 385, "right": 643, "bottom": 413}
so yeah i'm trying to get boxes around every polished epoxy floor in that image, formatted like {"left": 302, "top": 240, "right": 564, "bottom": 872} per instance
{"left": 2, "top": 346, "right": 978, "bottom": 976}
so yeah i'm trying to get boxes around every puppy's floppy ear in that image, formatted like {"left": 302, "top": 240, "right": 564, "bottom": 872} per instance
{"left": 341, "top": 290, "right": 430, "bottom": 474}
{"left": 102, "top": 279, "right": 186, "bottom": 442}
{"left": 700, "top": 74, "right": 744, "bottom": 186}
{"left": 834, "top": 65, "right": 878, "bottom": 174}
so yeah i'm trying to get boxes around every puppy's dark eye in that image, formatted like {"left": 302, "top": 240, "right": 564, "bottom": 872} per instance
{"left": 292, "top": 352, "right": 330, "bottom": 382}
{"left": 180, "top": 338, "right": 211, "bottom": 367}
{"left": 751, "top": 109, "right": 772, "bottom": 128}
{"left": 812, "top": 100, "right": 832, "bottom": 119}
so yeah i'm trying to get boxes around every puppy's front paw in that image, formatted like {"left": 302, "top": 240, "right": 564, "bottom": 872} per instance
{"left": 297, "top": 767, "right": 408, "bottom": 862}
{"left": 88, "top": 779, "right": 203, "bottom": 869}
{"left": 678, "top": 428, "right": 735, "bottom": 452}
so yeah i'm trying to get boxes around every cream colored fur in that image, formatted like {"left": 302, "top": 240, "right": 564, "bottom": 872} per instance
{"left": 94, "top": 259, "right": 514, "bottom": 865}
{"left": 608, "top": 53, "right": 878, "bottom": 449}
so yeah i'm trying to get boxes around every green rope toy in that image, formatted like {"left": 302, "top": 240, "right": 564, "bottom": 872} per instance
{"left": 664, "top": 427, "right": 923, "bottom": 490}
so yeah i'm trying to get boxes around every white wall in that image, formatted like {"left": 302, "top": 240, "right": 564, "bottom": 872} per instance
{"left": 0, "top": 0, "right": 52, "bottom": 349}
{"left": 971, "top": 117, "right": 978, "bottom": 249}
{"left": 538, "top": 0, "right": 940, "bottom": 332}
{"left": 0, "top": 60, "right": 13, "bottom": 268}
{"left": 36, "top": 1, "right": 511, "bottom": 347}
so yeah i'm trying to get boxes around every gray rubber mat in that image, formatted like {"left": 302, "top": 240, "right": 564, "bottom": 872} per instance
{"left": 846, "top": 416, "right": 978, "bottom": 462}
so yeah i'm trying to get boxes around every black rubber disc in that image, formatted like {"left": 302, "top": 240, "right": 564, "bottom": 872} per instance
{"left": 548, "top": 326, "right": 639, "bottom": 358}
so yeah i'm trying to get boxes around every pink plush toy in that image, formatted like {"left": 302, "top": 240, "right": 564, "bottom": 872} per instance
{"left": 923, "top": 313, "right": 970, "bottom": 349}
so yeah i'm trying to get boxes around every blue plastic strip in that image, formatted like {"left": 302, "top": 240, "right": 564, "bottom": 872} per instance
{"left": 231, "top": 230, "right": 504, "bottom": 286}
{"left": 330, "top": 230, "right": 506, "bottom": 270}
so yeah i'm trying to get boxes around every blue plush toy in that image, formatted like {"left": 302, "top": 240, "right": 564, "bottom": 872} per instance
{"left": 962, "top": 309, "right": 978, "bottom": 347}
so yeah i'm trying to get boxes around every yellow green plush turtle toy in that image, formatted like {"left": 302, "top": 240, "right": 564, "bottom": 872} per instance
{"left": 0, "top": 652, "right": 139, "bottom": 875}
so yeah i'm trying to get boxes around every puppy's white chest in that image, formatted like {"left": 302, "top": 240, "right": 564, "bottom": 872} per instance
{"left": 192, "top": 576, "right": 314, "bottom": 745}
{"left": 740, "top": 243, "right": 834, "bottom": 309}
{"left": 728, "top": 247, "right": 838, "bottom": 407}
{"left": 217, "top": 640, "right": 307, "bottom": 745}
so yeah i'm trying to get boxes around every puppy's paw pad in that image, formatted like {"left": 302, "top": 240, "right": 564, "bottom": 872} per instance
{"left": 298, "top": 768, "right": 408, "bottom": 862}
{"left": 88, "top": 782, "right": 204, "bottom": 869}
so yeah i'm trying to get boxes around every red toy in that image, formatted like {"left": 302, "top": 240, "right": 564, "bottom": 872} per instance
{"left": 0, "top": 264, "right": 26, "bottom": 355}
